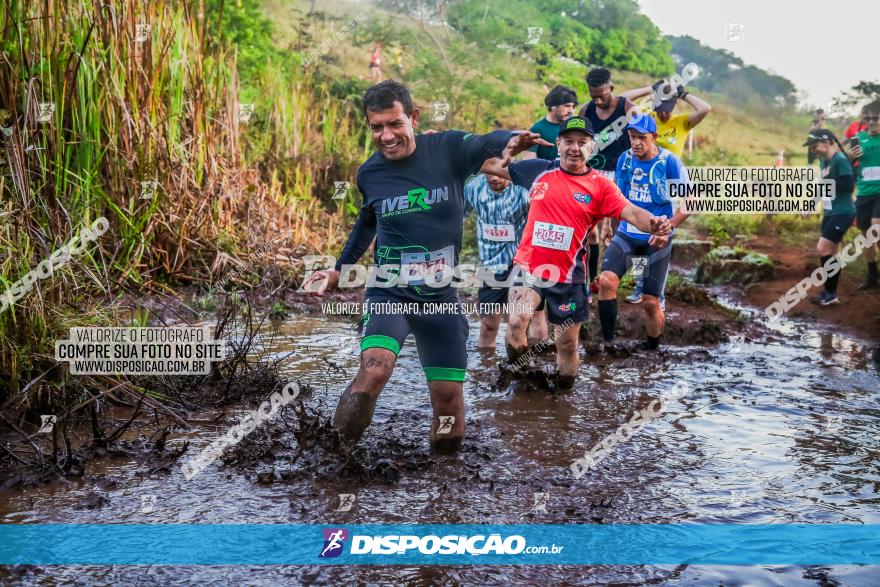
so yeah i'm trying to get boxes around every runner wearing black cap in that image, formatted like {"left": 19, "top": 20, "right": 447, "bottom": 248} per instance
{"left": 620, "top": 80, "right": 712, "bottom": 160}
{"left": 481, "top": 116, "right": 672, "bottom": 388}
{"left": 522, "top": 85, "right": 579, "bottom": 161}
{"left": 301, "top": 80, "right": 549, "bottom": 453}
{"left": 805, "top": 129, "right": 856, "bottom": 306}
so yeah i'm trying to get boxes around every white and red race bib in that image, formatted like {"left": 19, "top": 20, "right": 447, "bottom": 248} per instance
{"left": 532, "top": 221, "right": 573, "bottom": 251}
{"left": 481, "top": 223, "right": 515, "bottom": 242}
{"left": 400, "top": 246, "right": 454, "bottom": 285}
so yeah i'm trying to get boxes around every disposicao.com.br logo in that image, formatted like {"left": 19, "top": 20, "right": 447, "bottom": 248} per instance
{"left": 318, "top": 528, "right": 562, "bottom": 558}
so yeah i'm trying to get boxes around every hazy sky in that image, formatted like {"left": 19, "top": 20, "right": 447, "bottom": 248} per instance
{"left": 637, "top": 0, "right": 879, "bottom": 110}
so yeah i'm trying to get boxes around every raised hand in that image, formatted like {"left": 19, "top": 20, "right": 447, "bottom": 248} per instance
{"left": 499, "top": 131, "right": 553, "bottom": 167}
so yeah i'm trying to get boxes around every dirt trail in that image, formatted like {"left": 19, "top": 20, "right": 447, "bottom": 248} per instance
{"left": 739, "top": 235, "right": 880, "bottom": 342}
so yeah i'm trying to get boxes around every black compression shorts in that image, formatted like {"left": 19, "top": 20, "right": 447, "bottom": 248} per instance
{"left": 360, "top": 294, "right": 468, "bottom": 382}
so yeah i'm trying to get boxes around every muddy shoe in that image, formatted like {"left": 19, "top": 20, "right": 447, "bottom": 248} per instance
{"left": 430, "top": 436, "right": 462, "bottom": 455}
{"left": 812, "top": 291, "right": 839, "bottom": 306}
{"left": 550, "top": 373, "right": 576, "bottom": 393}
{"left": 601, "top": 341, "right": 623, "bottom": 355}
{"left": 639, "top": 337, "right": 661, "bottom": 351}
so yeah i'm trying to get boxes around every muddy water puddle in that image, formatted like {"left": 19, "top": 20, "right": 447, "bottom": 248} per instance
{"left": 1, "top": 308, "right": 879, "bottom": 585}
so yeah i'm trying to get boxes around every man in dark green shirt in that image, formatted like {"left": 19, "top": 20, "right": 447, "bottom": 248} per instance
{"left": 805, "top": 129, "right": 855, "bottom": 305}
{"left": 521, "top": 85, "right": 578, "bottom": 161}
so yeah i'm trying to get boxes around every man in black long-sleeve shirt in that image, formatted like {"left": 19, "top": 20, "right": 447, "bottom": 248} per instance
{"left": 302, "top": 80, "right": 547, "bottom": 453}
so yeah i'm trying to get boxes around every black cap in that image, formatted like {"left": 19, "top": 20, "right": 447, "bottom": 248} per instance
{"left": 803, "top": 129, "right": 837, "bottom": 146}
{"left": 544, "top": 85, "right": 579, "bottom": 109}
{"left": 652, "top": 80, "right": 677, "bottom": 113}
{"left": 557, "top": 116, "right": 594, "bottom": 137}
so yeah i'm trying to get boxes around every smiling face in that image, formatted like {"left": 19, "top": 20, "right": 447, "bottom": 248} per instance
{"left": 366, "top": 101, "right": 420, "bottom": 160}
{"left": 557, "top": 131, "right": 594, "bottom": 173}
{"left": 866, "top": 111, "right": 880, "bottom": 135}
{"left": 811, "top": 140, "right": 833, "bottom": 159}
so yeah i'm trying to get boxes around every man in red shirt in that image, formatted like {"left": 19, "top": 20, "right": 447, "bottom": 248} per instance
{"left": 481, "top": 116, "right": 671, "bottom": 389}
{"left": 369, "top": 41, "right": 382, "bottom": 81}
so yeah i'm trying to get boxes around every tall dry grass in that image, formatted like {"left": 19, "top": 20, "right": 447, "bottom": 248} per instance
{"left": 0, "top": 0, "right": 368, "bottom": 394}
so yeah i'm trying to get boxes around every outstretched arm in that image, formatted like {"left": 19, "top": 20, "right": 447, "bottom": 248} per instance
{"left": 453, "top": 130, "right": 550, "bottom": 176}
{"left": 619, "top": 203, "right": 671, "bottom": 236}
{"left": 619, "top": 85, "right": 652, "bottom": 101}
{"left": 479, "top": 157, "right": 511, "bottom": 181}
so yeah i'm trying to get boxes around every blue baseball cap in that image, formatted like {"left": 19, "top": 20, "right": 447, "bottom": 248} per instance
{"left": 626, "top": 113, "right": 657, "bottom": 134}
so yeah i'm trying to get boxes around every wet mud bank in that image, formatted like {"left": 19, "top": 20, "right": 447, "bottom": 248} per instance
{"left": 2, "top": 274, "right": 879, "bottom": 585}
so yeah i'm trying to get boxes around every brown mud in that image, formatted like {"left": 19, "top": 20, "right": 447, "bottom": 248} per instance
{"left": 1, "top": 260, "right": 878, "bottom": 585}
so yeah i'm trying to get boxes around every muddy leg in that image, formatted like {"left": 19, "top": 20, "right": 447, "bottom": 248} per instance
{"left": 554, "top": 322, "right": 580, "bottom": 389}
{"left": 478, "top": 312, "right": 503, "bottom": 349}
{"left": 643, "top": 294, "right": 664, "bottom": 338}
{"left": 527, "top": 309, "right": 549, "bottom": 341}
{"left": 598, "top": 271, "right": 620, "bottom": 342}
{"left": 428, "top": 380, "right": 464, "bottom": 454}
{"left": 332, "top": 348, "right": 395, "bottom": 448}
{"left": 505, "top": 287, "right": 540, "bottom": 364}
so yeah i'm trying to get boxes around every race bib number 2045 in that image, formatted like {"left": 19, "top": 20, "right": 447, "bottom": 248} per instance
{"left": 532, "top": 221, "right": 574, "bottom": 251}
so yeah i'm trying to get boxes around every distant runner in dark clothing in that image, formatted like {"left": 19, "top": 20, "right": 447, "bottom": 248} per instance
{"left": 522, "top": 85, "right": 579, "bottom": 161}
{"left": 804, "top": 129, "right": 856, "bottom": 306}
{"left": 580, "top": 68, "right": 639, "bottom": 290}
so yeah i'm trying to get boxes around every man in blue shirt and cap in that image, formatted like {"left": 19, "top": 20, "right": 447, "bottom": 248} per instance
{"left": 597, "top": 113, "right": 691, "bottom": 350}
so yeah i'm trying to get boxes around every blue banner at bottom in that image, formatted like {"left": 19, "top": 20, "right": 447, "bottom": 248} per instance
{"left": 0, "top": 524, "right": 878, "bottom": 565}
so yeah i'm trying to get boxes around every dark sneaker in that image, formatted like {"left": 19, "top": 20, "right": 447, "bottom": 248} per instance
{"left": 624, "top": 291, "right": 642, "bottom": 304}
{"left": 815, "top": 291, "right": 840, "bottom": 306}
{"left": 857, "top": 279, "right": 879, "bottom": 290}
